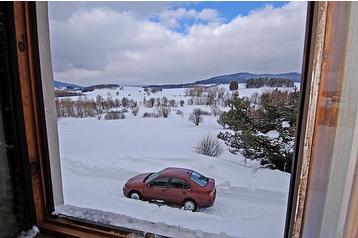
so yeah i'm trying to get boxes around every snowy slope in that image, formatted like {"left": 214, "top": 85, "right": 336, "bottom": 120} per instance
{"left": 57, "top": 119, "right": 290, "bottom": 237}
{"left": 55, "top": 84, "right": 297, "bottom": 237}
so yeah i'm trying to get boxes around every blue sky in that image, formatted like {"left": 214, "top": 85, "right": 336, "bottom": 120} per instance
{"left": 180, "top": 1, "right": 288, "bottom": 20}
{"left": 152, "top": 1, "right": 290, "bottom": 33}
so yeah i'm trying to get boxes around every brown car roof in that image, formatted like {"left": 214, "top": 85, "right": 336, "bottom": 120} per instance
{"left": 160, "top": 167, "right": 192, "bottom": 179}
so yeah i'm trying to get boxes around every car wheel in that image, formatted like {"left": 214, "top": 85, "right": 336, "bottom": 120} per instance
{"left": 183, "top": 199, "right": 197, "bottom": 212}
{"left": 129, "top": 191, "right": 141, "bottom": 200}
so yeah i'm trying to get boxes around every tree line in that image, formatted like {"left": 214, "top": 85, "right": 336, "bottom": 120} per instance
{"left": 246, "top": 77, "right": 295, "bottom": 88}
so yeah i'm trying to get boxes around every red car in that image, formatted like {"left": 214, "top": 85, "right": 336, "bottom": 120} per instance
{"left": 123, "top": 167, "right": 216, "bottom": 211}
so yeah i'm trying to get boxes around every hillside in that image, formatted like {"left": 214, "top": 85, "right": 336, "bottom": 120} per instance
{"left": 54, "top": 80, "right": 82, "bottom": 89}
{"left": 145, "top": 72, "right": 301, "bottom": 89}
{"left": 195, "top": 72, "right": 301, "bottom": 85}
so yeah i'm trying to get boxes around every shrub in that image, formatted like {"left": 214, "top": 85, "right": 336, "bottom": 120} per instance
{"left": 142, "top": 112, "right": 160, "bottom": 118}
{"left": 179, "top": 100, "right": 185, "bottom": 107}
{"left": 157, "top": 105, "right": 170, "bottom": 118}
{"left": 169, "top": 99, "right": 176, "bottom": 107}
{"left": 121, "top": 97, "right": 129, "bottom": 107}
{"left": 229, "top": 80, "right": 238, "bottom": 91}
{"left": 189, "top": 108, "right": 204, "bottom": 126}
{"left": 104, "top": 111, "right": 125, "bottom": 120}
{"left": 120, "top": 108, "right": 128, "bottom": 113}
{"left": 194, "top": 134, "right": 224, "bottom": 157}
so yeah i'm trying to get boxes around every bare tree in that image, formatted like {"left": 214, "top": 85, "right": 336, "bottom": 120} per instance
{"left": 194, "top": 134, "right": 224, "bottom": 157}
{"left": 189, "top": 108, "right": 204, "bottom": 126}
{"left": 157, "top": 105, "right": 170, "bottom": 118}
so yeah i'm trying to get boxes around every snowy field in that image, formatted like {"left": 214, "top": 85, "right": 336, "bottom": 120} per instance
{"left": 56, "top": 84, "right": 298, "bottom": 238}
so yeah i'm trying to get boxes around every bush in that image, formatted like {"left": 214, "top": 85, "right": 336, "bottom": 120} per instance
{"left": 189, "top": 108, "right": 204, "bottom": 126}
{"left": 120, "top": 108, "right": 128, "bottom": 113}
{"left": 104, "top": 111, "right": 125, "bottom": 120}
{"left": 229, "top": 80, "right": 238, "bottom": 91}
{"left": 142, "top": 112, "right": 160, "bottom": 118}
{"left": 194, "top": 134, "right": 224, "bottom": 157}
{"left": 157, "top": 105, "right": 170, "bottom": 118}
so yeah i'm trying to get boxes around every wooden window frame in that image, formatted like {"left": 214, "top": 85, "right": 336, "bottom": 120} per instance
{"left": 3, "top": 1, "right": 357, "bottom": 237}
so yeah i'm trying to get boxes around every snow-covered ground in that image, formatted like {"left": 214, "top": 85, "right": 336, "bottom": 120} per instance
{"left": 56, "top": 84, "right": 297, "bottom": 238}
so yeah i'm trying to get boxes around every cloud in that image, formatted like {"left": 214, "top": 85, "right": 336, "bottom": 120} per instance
{"left": 156, "top": 8, "right": 221, "bottom": 29}
{"left": 49, "top": 2, "right": 307, "bottom": 86}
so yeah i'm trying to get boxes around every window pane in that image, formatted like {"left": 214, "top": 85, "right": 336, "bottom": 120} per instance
{"left": 150, "top": 177, "right": 169, "bottom": 188}
{"left": 48, "top": 1, "right": 307, "bottom": 237}
{"left": 190, "top": 171, "right": 208, "bottom": 187}
{"left": 169, "top": 178, "right": 188, "bottom": 189}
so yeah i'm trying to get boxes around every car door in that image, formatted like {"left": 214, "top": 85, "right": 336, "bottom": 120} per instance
{"left": 166, "top": 177, "right": 191, "bottom": 204}
{"left": 146, "top": 177, "right": 169, "bottom": 202}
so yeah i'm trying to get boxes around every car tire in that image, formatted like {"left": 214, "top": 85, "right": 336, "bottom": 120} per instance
{"left": 182, "top": 199, "right": 197, "bottom": 212}
{"left": 129, "top": 191, "right": 141, "bottom": 200}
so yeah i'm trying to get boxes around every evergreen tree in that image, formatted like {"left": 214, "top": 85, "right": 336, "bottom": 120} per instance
{"left": 229, "top": 80, "right": 239, "bottom": 91}
{"left": 218, "top": 89, "right": 299, "bottom": 173}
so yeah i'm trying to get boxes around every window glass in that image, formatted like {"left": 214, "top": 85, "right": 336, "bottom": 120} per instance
{"left": 48, "top": 2, "right": 307, "bottom": 237}
{"left": 169, "top": 178, "right": 190, "bottom": 189}
{"left": 190, "top": 171, "right": 209, "bottom": 187}
{"left": 145, "top": 171, "right": 161, "bottom": 182}
{"left": 150, "top": 177, "right": 169, "bottom": 188}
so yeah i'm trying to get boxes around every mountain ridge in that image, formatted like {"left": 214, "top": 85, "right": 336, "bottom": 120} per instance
{"left": 54, "top": 72, "right": 301, "bottom": 89}
{"left": 145, "top": 72, "right": 301, "bottom": 89}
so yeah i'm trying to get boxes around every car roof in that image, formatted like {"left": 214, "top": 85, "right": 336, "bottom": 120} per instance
{"left": 159, "top": 167, "right": 192, "bottom": 179}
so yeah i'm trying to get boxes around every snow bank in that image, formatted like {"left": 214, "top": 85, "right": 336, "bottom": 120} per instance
{"left": 55, "top": 205, "right": 235, "bottom": 238}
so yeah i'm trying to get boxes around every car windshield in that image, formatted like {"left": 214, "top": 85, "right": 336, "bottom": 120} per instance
{"left": 190, "top": 171, "right": 208, "bottom": 187}
{"left": 144, "top": 171, "right": 161, "bottom": 182}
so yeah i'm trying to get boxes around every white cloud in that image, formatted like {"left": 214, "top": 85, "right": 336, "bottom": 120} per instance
{"left": 157, "top": 8, "right": 221, "bottom": 29}
{"left": 49, "top": 2, "right": 307, "bottom": 86}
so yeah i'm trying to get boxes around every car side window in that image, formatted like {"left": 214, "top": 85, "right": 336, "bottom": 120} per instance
{"left": 169, "top": 178, "right": 191, "bottom": 189}
{"left": 150, "top": 177, "right": 169, "bottom": 188}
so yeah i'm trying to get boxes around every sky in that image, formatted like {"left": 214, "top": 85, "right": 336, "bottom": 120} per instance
{"left": 48, "top": 1, "right": 307, "bottom": 86}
